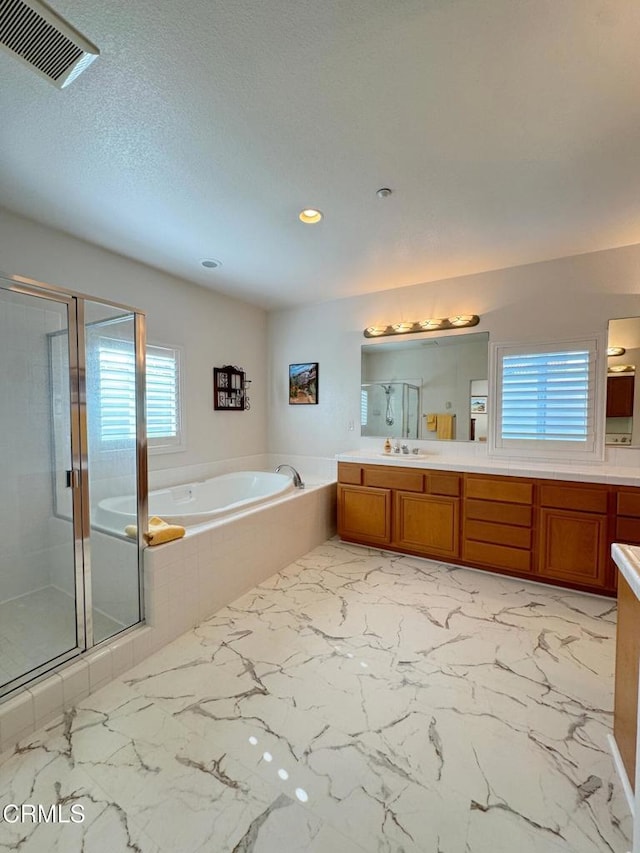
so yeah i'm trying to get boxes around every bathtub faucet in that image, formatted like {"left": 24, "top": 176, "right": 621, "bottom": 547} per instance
{"left": 275, "top": 464, "right": 305, "bottom": 489}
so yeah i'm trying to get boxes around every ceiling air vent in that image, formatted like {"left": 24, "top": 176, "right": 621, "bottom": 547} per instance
{"left": 0, "top": 0, "right": 99, "bottom": 88}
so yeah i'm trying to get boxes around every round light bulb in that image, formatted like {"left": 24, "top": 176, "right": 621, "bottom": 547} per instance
{"left": 448, "top": 315, "right": 475, "bottom": 327}
{"left": 299, "top": 209, "right": 323, "bottom": 224}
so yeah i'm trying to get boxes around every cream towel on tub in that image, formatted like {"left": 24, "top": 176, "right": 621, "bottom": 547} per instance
{"left": 125, "top": 516, "right": 186, "bottom": 545}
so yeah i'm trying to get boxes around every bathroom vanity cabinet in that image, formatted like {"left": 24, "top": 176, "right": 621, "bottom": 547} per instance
{"left": 338, "top": 461, "right": 640, "bottom": 595}
{"left": 338, "top": 463, "right": 461, "bottom": 558}
{"left": 616, "top": 490, "right": 640, "bottom": 547}
{"left": 537, "top": 482, "right": 610, "bottom": 588}
{"left": 462, "top": 474, "right": 533, "bottom": 575}
{"left": 611, "top": 543, "right": 640, "bottom": 820}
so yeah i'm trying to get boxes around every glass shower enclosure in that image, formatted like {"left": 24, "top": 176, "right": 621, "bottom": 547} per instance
{"left": 361, "top": 381, "right": 421, "bottom": 439}
{"left": 0, "top": 273, "right": 147, "bottom": 699}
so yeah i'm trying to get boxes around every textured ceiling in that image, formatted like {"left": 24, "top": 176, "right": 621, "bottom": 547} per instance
{"left": 1, "top": 0, "right": 640, "bottom": 308}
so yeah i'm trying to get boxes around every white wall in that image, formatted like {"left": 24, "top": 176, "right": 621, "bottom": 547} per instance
{"left": 0, "top": 207, "right": 269, "bottom": 475}
{"left": 267, "top": 243, "right": 640, "bottom": 458}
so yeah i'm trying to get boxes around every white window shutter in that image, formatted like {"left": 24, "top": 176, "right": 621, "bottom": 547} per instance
{"left": 97, "top": 338, "right": 182, "bottom": 448}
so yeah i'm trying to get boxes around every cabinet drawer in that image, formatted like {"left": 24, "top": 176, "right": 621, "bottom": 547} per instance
{"left": 338, "top": 463, "right": 362, "bottom": 485}
{"left": 463, "top": 540, "right": 532, "bottom": 573}
{"left": 465, "top": 475, "right": 533, "bottom": 505}
{"left": 426, "top": 472, "right": 460, "bottom": 497}
{"left": 616, "top": 517, "right": 640, "bottom": 543}
{"left": 465, "top": 519, "right": 531, "bottom": 550}
{"left": 364, "top": 467, "right": 424, "bottom": 492}
{"left": 464, "top": 498, "right": 532, "bottom": 527}
{"left": 618, "top": 491, "right": 640, "bottom": 518}
{"left": 539, "top": 483, "right": 608, "bottom": 514}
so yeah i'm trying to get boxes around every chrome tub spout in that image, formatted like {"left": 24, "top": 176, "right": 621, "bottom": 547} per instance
{"left": 275, "top": 464, "right": 304, "bottom": 489}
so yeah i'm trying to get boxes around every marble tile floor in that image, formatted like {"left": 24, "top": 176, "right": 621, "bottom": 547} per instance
{"left": 0, "top": 587, "right": 123, "bottom": 689}
{"left": 0, "top": 539, "right": 632, "bottom": 853}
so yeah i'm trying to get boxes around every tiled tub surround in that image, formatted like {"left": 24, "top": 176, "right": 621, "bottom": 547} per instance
{"left": 142, "top": 479, "right": 336, "bottom": 649}
{"left": 0, "top": 474, "right": 336, "bottom": 754}
{"left": 0, "top": 540, "right": 630, "bottom": 852}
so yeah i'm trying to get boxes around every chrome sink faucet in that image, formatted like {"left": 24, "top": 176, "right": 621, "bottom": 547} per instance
{"left": 275, "top": 464, "right": 305, "bottom": 489}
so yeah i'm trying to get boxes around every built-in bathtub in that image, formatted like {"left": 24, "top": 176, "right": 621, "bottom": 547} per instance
{"left": 98, "top": 471, "right": 295, "bottom": 529}
{"left": 0, "top": 458, "right": 337, "bottom": 755}
{"left": 140, "top": 469, "right": 337, "bottom": 655}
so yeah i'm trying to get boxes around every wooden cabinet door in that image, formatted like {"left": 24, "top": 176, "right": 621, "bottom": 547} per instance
{"left": 614, "top": 574, "right": 640, "bottom": 790}
{"left": 617, "top": 491, "right": 640, "bottom": 545}
{"left": 394, "top": 492, "right": 460, "bottom": 559}
{"left": 606, "top": 375, "right": 635, "bottom": 418}
{"left": 337, "top": 484, "right": 391, "bottom": 545}
{"left": 538, "top": 508, "right": 607, "bottom": 587}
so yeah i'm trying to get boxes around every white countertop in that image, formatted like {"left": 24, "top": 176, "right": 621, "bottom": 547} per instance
{"left": 612, "top": 543, "right": 640, "bottom": 600}
{"left": 336, "top": 449, "right": 640, "bottom": 486}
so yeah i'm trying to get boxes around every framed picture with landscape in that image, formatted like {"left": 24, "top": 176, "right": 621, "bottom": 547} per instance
{"left": 289, "top": 362, "right": 318, "bottom": 405}
{"left": 470, "top": 395, "right": 487, "bottom": 414}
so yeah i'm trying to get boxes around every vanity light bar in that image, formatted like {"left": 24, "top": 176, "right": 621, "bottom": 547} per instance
{"left": 364, "top": 315, "right": 480, "bottom": 338}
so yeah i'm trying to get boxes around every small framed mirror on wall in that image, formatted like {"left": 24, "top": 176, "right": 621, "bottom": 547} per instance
{"left": 606, "top": 318, "right": 640, "bottom": 446}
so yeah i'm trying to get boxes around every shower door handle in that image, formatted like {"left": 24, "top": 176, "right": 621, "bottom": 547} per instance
{"left": 65, "top": 469, "right": 80, "bottom": 488}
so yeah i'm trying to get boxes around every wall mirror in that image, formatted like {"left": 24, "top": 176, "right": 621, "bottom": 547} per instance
{"left": 361, "top": 331, "right": 489, "bottom": 442}
{"left": 606, "top": 317, "right": 640, "bottom": 447}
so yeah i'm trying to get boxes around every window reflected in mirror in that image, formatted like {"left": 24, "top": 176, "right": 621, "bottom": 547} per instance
{"left": 361, "top": 332, "right": 489, "bottom": 442}
{"left": 607, "top": 318, "right": 640, "bottom": 447}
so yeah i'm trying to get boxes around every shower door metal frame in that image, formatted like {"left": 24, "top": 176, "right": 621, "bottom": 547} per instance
{"left": 0, "top": 272, "right": 147, "bottom": 697}
{"left": 0, "top": 276, "right": 88, "bottom": 687}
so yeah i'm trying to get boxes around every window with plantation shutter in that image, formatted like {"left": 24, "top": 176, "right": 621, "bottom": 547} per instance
{"left": 490, "top": 338, "right": 603, "bottom": 460}
{"left": 98, "top": 339, "right": 136, "bottom": 443}
{"left": 98, "top": 338, "right": 183, "bottom": 450}
{"left": 146, "top": 346, "right": 180, "bottom": 445}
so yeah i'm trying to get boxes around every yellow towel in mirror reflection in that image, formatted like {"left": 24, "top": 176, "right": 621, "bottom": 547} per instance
{"left": 436, "top": 414, "right": 455, "bottom": 440}
{"left": 424, "top": 413, "right": 456, "bottom": 439}
{"left": 125, "top": 516, "right": 186, "bottom": 546}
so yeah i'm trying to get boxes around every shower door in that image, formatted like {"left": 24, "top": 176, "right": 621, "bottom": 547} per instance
{"left": 0, "top": 281, "right": 85, "bottom": 695}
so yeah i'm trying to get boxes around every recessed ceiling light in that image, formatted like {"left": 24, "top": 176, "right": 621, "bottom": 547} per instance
{"left": 299, "top": 208, "right": 323, "bottom": 224}
{"left": 201, "top": 258, "right": 222, "bottom": 269}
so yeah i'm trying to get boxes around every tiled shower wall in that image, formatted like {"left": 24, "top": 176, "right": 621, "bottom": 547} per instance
{"left": 0, "top": 295, "right": 68, "bottom": 602}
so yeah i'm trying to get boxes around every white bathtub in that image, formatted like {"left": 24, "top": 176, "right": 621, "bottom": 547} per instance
{"left": 98, "top": 471, "right": 295, "bottom": 529}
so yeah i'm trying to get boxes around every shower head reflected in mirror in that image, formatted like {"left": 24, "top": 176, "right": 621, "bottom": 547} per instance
{"left": 383, "top": 385, "right": 395, "bottom": 425}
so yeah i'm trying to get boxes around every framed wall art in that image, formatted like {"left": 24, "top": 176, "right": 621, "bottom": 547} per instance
{"left": 289, "top": 362, "right": 318, "bottom": 405}
{"left": 470, "top": 395, "right": 487, "bottom": 414}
